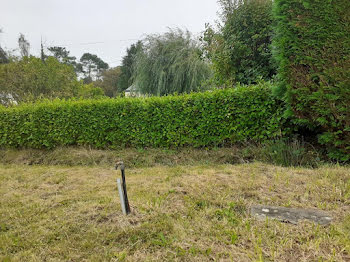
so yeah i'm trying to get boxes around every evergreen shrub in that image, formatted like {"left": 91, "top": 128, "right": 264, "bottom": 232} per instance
{"left": 0, "top": 83, "right": 285, "bottom": 149}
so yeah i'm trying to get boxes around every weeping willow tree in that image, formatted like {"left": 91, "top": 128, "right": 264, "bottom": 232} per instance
{"left": 132, "top": 29, "right": 212, "bottom": 96}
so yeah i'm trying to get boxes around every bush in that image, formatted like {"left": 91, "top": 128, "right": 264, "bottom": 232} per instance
{"left": 0, "top": 56, "right": 81, "bottom": 105}
{"left": 273, "top": 0, "right": 350, "bottom": 161}
{"left": 0, "top": 83, "right": 286, "bottom": 149}
{"left": 76, "top": 83, "right": 105, "bottom": 99}
{"left": 202, "top": 0, "right": 276, "bottom": 85}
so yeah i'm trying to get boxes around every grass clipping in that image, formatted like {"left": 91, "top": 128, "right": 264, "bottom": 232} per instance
{"left": 0, "top": 163, "right": 349, "bottom": 261}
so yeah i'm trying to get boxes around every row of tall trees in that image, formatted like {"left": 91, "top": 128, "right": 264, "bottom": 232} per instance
{"left": 1, "top": 0, "right": 325, "bottom": 99}
{"left": 2, "top": 0, "right": 276, "bottom": 100}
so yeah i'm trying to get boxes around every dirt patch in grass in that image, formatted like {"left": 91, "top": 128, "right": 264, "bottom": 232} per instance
{"left": 0, "top": 163, "right": 349, "bottom": 261}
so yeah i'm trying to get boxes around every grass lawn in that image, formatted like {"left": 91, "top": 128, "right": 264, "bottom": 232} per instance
{"left": 0, "top": 163, "right": 349, "bottom": 261}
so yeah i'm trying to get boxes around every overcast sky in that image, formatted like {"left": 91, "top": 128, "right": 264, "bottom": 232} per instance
{"left": 0, "top": 0, "right": 220, "bottom": 67}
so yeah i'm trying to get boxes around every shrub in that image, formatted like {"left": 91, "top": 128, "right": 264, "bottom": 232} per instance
{"left": 202, "top": 0, "right": 276, "bottom": 86}
{"left": 76, "top": 83, "right": 105, "bottom": 99}
{"left": 0, "top": 83, "right": 286, "bottom": 149}
{"left": 0, "top": 56, "right": 80, "bottom": 105}
{"left": 273, "top": 0, "right": 350, "bottom": 161}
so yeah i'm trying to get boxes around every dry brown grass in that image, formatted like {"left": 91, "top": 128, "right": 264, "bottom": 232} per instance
{"left": 0, "top": 147, "right": 249, "bottom": 167}
{"left": 0, "top": 141, "right": 322, "bottom": 168}
{"left": 0, "top": 163, "right": 349, "bottom": 261}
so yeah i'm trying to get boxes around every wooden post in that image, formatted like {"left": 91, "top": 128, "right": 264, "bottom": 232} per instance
{"left": 117, "top": 178, "right": 127, "bottom": 215}
{"left": 121, "top": 167, "right": 131, "bottom": 214}
{"left": 116, "top": 161, "right": 131, "bottom": 215}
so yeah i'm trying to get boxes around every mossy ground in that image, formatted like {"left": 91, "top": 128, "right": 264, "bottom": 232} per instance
{"left": 0, "top": 161, "right": 349, "bottom": 261}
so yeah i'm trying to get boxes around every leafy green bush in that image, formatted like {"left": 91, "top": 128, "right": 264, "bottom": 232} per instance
{"left": 0, "top": 83, "right": 286, "bottom": 149}
{"left": 0, "top": 56, "right": 81, "bottom": 105}
{"left": 76, "top": 83, "right": 105, "bottom": 99}
{"left": 273, "top": 0, "right": 350, "bottom": 161}
{"left": 202, "top": 0, "right": 276, "bottom": 86}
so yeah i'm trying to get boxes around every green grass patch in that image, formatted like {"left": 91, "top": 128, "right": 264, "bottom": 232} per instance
{"left": 0, "top": 163, "right": 349, "bottom": 261}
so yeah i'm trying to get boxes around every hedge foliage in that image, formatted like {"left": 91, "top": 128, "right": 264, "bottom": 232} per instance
{"left": 273, "top": 0, "right": 350, "bottom": 160}
{"left": 0, "top": 84, "right": 285, "bottom": 149}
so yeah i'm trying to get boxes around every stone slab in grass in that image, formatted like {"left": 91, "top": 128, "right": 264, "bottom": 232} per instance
{"left": 251, "top": 205, "right": 332, "bottom": 225}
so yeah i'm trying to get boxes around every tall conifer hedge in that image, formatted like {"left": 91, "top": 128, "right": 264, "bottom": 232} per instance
{"left": 273, "top": 0, "right": 350, "bottom": 160}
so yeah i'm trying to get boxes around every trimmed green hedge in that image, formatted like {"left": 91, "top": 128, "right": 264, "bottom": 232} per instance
{"left": 0, "top": 84, "right": 285, "bottom": 149}
{"left": 273, "top": 0, "right": 350, "bottom": 160}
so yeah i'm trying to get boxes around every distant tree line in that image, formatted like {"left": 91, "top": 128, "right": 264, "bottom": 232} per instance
{"left": 119, "top": 0, "right": 276, "bottom": 94}
{"left": 1, "top": 0, "right": 277, "bottom": 102}
{"left": 0, "top": 33, "right": 112, "bottom": 104}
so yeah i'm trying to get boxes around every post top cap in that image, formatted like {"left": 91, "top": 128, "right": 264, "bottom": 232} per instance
{"left": 115, "top": 160, "right": 125, "bottom": 170}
